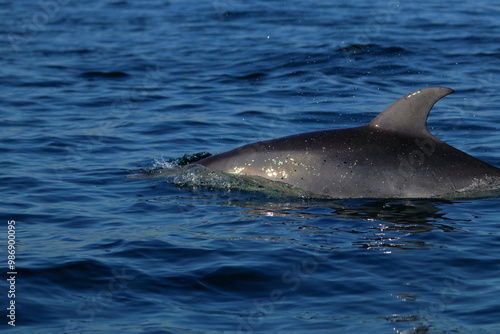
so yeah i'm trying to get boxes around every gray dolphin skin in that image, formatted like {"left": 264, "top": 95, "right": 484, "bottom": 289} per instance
{"left": 196, "top": 87, "right": 500, "bottom": 198}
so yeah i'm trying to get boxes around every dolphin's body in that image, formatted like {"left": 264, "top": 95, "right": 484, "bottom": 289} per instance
{"left": 196, "top": 87, "right": 500, "bottom": 198}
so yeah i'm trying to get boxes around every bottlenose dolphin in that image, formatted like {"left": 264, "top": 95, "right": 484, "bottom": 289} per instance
{"left": 196, "top": 87, "right": 500, "bottom": 198}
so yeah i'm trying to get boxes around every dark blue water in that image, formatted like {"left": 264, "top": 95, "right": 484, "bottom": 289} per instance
{"left": 2, "top": 0, "right": 500, "bottom": 333}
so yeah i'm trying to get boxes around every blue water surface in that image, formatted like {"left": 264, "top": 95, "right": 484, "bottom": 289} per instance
{"left": 1, "top": 0, "right": 500, "bottom": 333}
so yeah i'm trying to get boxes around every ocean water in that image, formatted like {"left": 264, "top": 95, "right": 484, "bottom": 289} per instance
{"left": 2, "top": 0, "right": 500, "bottom": 333}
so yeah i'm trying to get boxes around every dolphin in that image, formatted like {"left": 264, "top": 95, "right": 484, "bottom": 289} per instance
{"left": 195, "top": 87, "right": 500, "bottom": 198}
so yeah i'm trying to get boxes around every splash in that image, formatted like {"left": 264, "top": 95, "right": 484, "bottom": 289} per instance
{"left": 132, "top": 153, "right": 323, "bottom": 199}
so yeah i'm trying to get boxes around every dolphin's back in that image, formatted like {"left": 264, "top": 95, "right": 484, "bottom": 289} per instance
{"left": 196, "top": 87, "right": 500, "bottom": 198}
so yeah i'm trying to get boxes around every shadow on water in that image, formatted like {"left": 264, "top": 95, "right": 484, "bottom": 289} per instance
{"left": 234, "top": 197, "right": 450, "bottom": 226}
{"left": 225, "top": 197, "right": 458, "bottom": 242}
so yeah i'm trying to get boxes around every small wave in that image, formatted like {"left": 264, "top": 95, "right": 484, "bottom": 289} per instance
{"left": 235, "top": 72, "right": 267, "bottom": 80}
{"left": 81, "top": 71, "right": 130, "bottom": 78}
{"left": 337, "top": 43, "right": 407, "bottom": 55}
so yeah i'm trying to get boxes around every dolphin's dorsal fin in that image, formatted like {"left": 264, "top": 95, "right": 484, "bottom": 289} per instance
{"left": 368, "top": 87, "right": 454, "bottom": 137}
